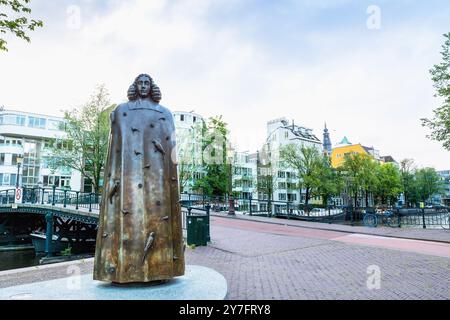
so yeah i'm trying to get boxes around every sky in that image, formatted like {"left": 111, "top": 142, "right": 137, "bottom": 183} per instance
{"left": 0, "top": 0, "right": 449, "bottom": 170}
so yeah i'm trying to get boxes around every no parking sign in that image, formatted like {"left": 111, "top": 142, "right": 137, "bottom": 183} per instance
{"left": 15, "top": 188, "right": 23, "bottom": 204}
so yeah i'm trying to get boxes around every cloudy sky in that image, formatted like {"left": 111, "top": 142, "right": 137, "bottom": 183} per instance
{"left": 0, "top": 0, "right": 449, "bottom": 169}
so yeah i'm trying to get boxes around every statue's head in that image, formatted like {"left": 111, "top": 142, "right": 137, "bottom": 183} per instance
{"left": 128, "top": 74, "right": 162, "bottom": 103}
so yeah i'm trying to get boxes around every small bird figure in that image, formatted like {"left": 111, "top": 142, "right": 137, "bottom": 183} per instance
{"left": 131, "top": 127, "right": 140, "bottom": 133}
{"left": 161, "top": 216, "right": 169, "bottom": 221}
{"left": 108, "top": 180, "right": 120, "bottom": 204}
{"left": 142, "top": 232, "right": 156, "bottom": 264}
{"left": 152, "top": 140, "right": 166, "bottom": 155}
{"left": 134, "top": 150, "right": 142, "bottom": 156}
{"left": 143, "top": 164, "right": 151, "bottom": 169}
{"left": 122, "top": 209, "right": 131, "bottom": 216}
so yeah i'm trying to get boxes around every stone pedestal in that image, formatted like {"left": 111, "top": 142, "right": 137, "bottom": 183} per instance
{"left": 0, "top": 265, "right": 227, "bottom": 300}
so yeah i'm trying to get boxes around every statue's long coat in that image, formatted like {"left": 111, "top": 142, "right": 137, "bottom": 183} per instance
{"left": 94, "top": 99, "right": 184, "bottom": 283}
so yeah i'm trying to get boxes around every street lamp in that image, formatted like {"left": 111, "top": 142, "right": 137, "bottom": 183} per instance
{"left": 16, "top": 155, "right": 23, "bottom": 188}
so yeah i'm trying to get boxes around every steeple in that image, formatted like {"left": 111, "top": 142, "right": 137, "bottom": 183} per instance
{"left": 323, "top": 123, "right": 332, "bottom": 156}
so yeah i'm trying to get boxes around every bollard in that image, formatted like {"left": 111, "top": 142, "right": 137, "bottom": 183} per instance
{"left": 41, "top": 187, "right": 45, "bottom": 204}
{"left": 63, "top": 190, "right": 67, "bottom": 208}
{"left": 422, "top": 208, "right": 426, "bottom": 229}
{"left": 205, "top": 204, "right": 211, "bottom": 242}
{"left": 286, "top": 202, "right": 290, "bottom": 220}
{"left": 89, "top": 193, "right": 93, "bottom": 212}
{"left": 249, "top": 195, "right": 253, "bottom": 216}
{"left": 51, "top": 185, "right": 56, "bottom": 206}
{"left": 45, "top": 212, "right": 54, "bottom": 257}
{"left": 328, "top": 206, "right": 332, "bottom": 224}
{"left": 76, "top": 191, "right": 79, "bottom": 210}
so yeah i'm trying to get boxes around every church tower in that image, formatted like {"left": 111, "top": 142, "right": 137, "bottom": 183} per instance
{"left": 323, "top": 123, "right": 332, "bottom": 156}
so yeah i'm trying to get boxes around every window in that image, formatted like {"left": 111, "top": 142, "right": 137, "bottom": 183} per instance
{"left": 0, "top": 114, "right": 26, "bottom": 126}
{"left": 0, "top": 153, "right": 4, "bottom": 165}
{"left": 180, "top": 114, "right": 185, "bottom": 121}
{"left": 28, "top": 116, "right": 46, "bottom": 129}
{"left": 284, "top": 131, "right": 289, "bottom": 139}
{"left": 60, "top": 176, "right": 71, "bottom": 188}
{"left": 48, "top": 120, "right": 64, "bottom": 131}
{"left": 288, "top": 194, "right": 297, "bottom": 201}
{"left": 11, "top": 154, "right": 22, "bottom": 165}
{"left": 278, "top": 182, "right": 286, "bottom": 189}
{"left": 278, "top": 193, "right": 287, "bottom": 201}
{"left": 193, "top": 116, "right": 197, "bottom": 123}
{"left": 278, "top": 171, "right": 286, "bottom": 178}
{"left": 2, "top": 174, "right": 10, "bottom": 186}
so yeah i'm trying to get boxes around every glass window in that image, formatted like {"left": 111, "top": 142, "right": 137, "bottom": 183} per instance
{"left": 28, "top": 116, "right": 46, "bottom": 129}
{"left": 180, "top": 114, "right": 185, "bottom": 121}
{"left": 10, "top": 174, "right": 17, "bottom": 187}
{"left": 48, "top": 120, "right": 63, "bottom": 131}
{"left": 0, "top": 153, "right": 4, "bottom": 165}
{"left": 278, "top": 193, "right": 286, "bottom": 201}
{"left": 2, "top": 174, "right": 10, "bottom": 185}
{"left": 11, "top": 154, "right": 22, "bottom": 165}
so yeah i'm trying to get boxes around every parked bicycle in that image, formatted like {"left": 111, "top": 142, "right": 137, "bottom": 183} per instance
{"left": 363, "top": 210, "right": 399, "bottom": 228}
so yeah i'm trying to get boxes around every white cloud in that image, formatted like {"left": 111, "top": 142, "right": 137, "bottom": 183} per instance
{"left": 0, "top": 0, "right": 448, "bottom": 170}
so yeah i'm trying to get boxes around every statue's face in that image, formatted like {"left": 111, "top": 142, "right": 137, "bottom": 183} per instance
{"left": 136, "top": 75, "right": 151, "bottom": 98}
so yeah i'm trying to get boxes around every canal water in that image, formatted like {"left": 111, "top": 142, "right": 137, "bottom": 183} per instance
{"left": 0, "top": 250, "right": 41, "bottom": 272}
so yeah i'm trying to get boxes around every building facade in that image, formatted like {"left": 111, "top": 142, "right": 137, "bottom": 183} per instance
{"left": 436, "top": 170, "right": 450, "bottom": 206}
{"left": 0, "top": 109, "right": 82, "bottom": 191}
{"left": 262, "top": 117, "right": 323, "bottom": 208}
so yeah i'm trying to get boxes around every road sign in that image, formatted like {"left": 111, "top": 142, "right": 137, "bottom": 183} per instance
{"left": 15, "top": 187, "right": 23, "bottom": 204}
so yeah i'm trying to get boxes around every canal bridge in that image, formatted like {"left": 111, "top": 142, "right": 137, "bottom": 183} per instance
{"left": 0, "top": 187, "right": 211, "bottom": 256}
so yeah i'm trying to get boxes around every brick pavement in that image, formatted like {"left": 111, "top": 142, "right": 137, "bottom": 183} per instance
{"left": 1, "top": 217, "right": 449, "bottom": 300}
{"left": 209, "top": 211, "right": 450, "bottom": 243}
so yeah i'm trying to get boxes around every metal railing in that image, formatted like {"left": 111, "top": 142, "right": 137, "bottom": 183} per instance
{"left": 2, "top": 188, "right": 448, "bottom": 230}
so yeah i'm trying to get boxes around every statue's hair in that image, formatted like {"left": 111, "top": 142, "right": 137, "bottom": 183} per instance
{"left": 128, "top": 74, "right": 162, "bottom": 103}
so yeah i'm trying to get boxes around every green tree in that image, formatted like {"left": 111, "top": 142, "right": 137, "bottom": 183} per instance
{"left": 400, "top": 159, "right": 418, "bottom": 207}
{"left": 0, "top": 0, "right": 43, "bottom": 51}
{"left": 374, "top": 163, "right": 402, "bottom": 205}
{"left": 280, "top": 144, "right": 323, "bottom": 209}
{"left": 256, "top": 146, "right": 279, "bottom": 214}
{"left": 415, "top": 167, "right": 444, "bottom": 203}
{"left": 341, "top": 153, "right": 363, "bottom": 208}
{"left": 50, "top": 85, "right": 114, "bottom": 193}
{"left": 193, "top": 116, "right": 230, "bottom": 196}
{"left": 177, "top": 121, "right": 204, "bottom": 193}
{"left": 421, "top": 32, "right": 450, "bottom": 150}
{"left": 316, "top": 156, "right": 343, "bottom": 206}
{"left": 360, "top": 156, "right": 379, "bottom": 207}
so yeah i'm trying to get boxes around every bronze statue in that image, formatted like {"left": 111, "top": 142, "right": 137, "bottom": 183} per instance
{"left": 94, "top": 74, "right": 184, "bottom": 283}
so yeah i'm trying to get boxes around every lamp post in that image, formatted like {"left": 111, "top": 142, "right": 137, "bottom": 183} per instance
{"left": 16, "top": 155, "right": 23, "bottom": 188}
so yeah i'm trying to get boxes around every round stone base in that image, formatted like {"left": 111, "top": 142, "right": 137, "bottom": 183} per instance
{"left": 0, "top": 265, "right": 227, "bottom": 300}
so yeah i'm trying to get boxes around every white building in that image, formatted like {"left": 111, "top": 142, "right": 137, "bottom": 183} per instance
{"left": 172, "top": 110, "right": 205, "bottom": 193}
{"left": 0, "top": 109, "right": 82, "bottom": 191}
{"left": 263, "top": 117, "right": 322, "bottom": 206}
{"left": 232, "top": 151, "right": 257, "bottom": 200}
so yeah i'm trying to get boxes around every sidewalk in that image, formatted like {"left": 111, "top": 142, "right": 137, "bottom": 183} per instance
{"left": 1, "top": 217, "right": 449, "bottom": 299}
{"left": 209, "top": 211, "right": 450, "bottom": 244}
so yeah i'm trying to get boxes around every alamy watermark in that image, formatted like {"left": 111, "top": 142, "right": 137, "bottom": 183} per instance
{"left": 366, "top": 5, "right": 381, "bottom": 30}
{"left": 366, "top": 265, "right": 381, "bottom": 290}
